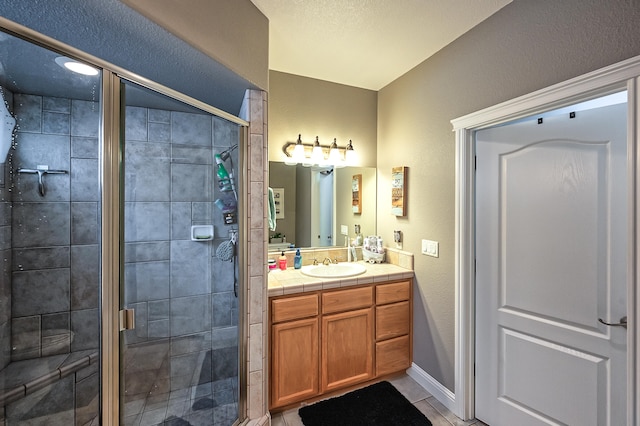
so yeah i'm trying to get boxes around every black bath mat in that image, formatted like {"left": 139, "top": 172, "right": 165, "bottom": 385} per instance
{"left": 298, "top": 381, "right": 432, "bottom": 426}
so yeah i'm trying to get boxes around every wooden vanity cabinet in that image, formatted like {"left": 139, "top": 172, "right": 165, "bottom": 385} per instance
{"left": 270, "top": 293, "right": 320, "bottom": 408}
{"left": 269, "top": 279, "right": 412, "bottom": 410}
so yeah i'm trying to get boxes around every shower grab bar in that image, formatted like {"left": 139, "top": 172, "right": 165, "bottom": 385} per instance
{"left": 18, "top": 165, "right": 68, "bottom": 197}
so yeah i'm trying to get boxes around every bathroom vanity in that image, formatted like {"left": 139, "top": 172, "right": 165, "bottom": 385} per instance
{"left": 267, "top": 262, "right": 413, "bottom": 410}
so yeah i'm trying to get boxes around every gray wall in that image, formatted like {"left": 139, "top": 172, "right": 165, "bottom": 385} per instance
{"left": 268, "top": 162, "right": 297, "bottom": 243}
{"left": 121, "top": 0, "right": 269, "bottom": 89}
{"left": 377, "top": 0, "right": 640, "bottom": 391}
{"left": 268, "top": 71, "right": 378, "bottom": 167}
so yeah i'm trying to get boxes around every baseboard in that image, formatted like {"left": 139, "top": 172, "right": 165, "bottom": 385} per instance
{"left": 406, "top": 363, "right": 457, "bottom": 414}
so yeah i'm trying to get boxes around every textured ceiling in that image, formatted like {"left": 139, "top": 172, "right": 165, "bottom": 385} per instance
{"left": 251, "top": 0, "right": 512, "bottom": 90}
{"left": 0, "top": 0, "right": 256, "bottom": 115}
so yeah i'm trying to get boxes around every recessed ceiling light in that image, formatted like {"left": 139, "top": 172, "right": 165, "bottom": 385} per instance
{"left": 55, "top": 56, "right": 99, "bottom": 76}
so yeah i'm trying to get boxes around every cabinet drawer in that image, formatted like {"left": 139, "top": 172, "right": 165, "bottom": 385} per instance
{"left": 271, "top": 293, "right": 319, "bottom": 323}
{"left": 376, "top": 280, "right": 410, "bottom": 305}
{"left": 376, "top": 301, "right": 410, "bottom": 340}
{"left": 322, "top": 286, "right": 373, "bottom": 314}
{"left": 376, "top": 335, "right": 411, "bottom": 376}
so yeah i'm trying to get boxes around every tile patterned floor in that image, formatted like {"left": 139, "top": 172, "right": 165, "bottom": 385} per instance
{"left": 270, "top": 375, "right": 488, "bottom": 426}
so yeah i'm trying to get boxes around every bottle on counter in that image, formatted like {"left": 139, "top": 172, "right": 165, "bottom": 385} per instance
{"left": 279, "top": 251, "right": 287, "bottom": 270}
{"left": 294, "top": 248, "right": 302, "bottom": 269}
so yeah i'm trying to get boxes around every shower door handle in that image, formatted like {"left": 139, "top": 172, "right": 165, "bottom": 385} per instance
{"left": 598, "top": 315, "right": 627, "bottom": 329}
{"left": 119, "top": 308, "right": 136, "bottom": 331}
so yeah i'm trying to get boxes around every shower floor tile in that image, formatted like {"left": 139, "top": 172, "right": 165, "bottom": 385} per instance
{"left": 122, "top": 380, "right": 238, "bottom": 426}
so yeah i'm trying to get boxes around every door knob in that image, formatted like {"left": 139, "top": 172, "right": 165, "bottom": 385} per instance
{"left": 598, "top": 316, "right": 627, "bottom": 329}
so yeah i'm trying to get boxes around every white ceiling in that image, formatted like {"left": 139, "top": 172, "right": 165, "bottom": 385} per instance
{"left": 251, "top": 0, "right": 512, "bottom": 90}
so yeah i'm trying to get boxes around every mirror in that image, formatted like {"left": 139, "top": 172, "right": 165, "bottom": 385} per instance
{"left": 268, "top": 161, "right": 376, "bottom": 250}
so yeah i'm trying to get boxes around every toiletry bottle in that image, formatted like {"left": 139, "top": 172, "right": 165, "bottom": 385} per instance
{"left": 214, "top": 193, "right": 237, "bottom": 224}
{"left": 294, "top": 248, "right": 302, "bottom": 269}
{"left": 278, "top": 251, "right": 287, "bottom": 270}
{"left": 214, "top": 154, "right": 232, "bottom": 191}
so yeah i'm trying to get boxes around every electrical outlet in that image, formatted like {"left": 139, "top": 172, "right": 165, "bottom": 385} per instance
{"left": 341, "top": 225, "right": 349, "bottom": 235}
{"left": 422, "top": 239, "right": 439, "bottom": 257}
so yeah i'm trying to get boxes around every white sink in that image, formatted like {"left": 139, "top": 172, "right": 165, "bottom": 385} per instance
{"left": 300, "top": 262, "right": 367, "bottom": 278}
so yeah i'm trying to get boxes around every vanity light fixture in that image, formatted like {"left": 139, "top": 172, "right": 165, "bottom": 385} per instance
{"left": 55, "top": 56, "right": 99, "bottom": 76}
{"left": 282, "top": 134, "right": 355, "bottom": 167}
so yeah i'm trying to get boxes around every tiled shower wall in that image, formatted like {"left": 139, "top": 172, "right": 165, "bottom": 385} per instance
{"left": 122, "top": 105, "right": 239, "bottom": 405}
{"left": 10, "top": 93, "right": 100, "bottom": 361}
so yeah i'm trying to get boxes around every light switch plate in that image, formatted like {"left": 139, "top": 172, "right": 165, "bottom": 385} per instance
{"left": 340, "top": 225, "right": 349, "bottom": 236}
{"left": 422, "top": 239, "right": 439, "bottom": 257}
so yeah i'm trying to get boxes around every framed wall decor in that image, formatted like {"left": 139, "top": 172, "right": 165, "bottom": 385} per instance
{"left": 352, "top": 174, "right": 362, "bottom": 214}
{"left": 391, "top": 166, "right": 407, "bottom": 216}
{"left": 272, "top": 187, "right": 285, "bottom": 219}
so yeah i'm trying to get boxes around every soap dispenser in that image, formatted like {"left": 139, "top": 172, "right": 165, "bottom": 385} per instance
{"left": 278, "top": 251, "right": 287, "bottom": 270}
{"left": 294, "top": 248, "right": 302, "bottom": 269}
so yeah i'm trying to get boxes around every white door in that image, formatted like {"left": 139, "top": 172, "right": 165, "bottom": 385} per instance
{"left": 475, "top": 98, "right": 628, "bottom": 425}
{"left": 311, "top": 168, "right": 334, "bottom": 246}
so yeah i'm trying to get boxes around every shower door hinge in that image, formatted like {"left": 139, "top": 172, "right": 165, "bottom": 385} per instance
{"left": 119, "top": 308, "right": 135, "bottom": 331}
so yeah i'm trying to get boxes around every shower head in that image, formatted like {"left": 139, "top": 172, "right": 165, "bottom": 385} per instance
{"left": 320, "top": 168, "right": 334, "bottom": 176}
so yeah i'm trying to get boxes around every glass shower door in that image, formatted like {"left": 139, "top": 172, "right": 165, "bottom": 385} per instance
{"left": 120, "top": 81, "right": 241, "bottom": 426}
{"left": 0, "top": 30, "right": 102, "bottom": 425}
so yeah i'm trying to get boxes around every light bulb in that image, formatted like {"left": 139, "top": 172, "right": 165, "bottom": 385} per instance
{"left": 329, "top": 138, "right": 341, "bottom": 165}
{"left": 311, "top": 136, "right": 324, "bottom": 165}
{"left": 286, "top": 134, "right": 305, "bottom": 165}
{"left": 345, "top": 140, "right": 356, "bottom": 165}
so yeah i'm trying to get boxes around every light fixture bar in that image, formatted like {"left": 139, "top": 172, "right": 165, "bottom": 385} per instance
{"left": 282, "top": 135, "right": 354, "bottom": 166}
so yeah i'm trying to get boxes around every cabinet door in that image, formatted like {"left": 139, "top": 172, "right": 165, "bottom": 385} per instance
{"left": 321, "top": 307, "right": 374, "bottom": 392}
{"left": 271, "top": 317, "right": 319, "bottom": 408}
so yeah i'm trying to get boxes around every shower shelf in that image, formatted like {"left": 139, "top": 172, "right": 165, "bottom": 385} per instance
{"left": 191, "top": 225, "right": 214, "bottom": 241}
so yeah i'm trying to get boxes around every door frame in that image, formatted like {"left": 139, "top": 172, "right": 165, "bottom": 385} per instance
{"left": 451, "top": 55, "right": 640, "bottom": 423}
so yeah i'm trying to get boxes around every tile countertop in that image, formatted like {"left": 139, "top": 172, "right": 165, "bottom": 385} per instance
{"left": 268, "top": 261, "right": 414, "bottom": 297}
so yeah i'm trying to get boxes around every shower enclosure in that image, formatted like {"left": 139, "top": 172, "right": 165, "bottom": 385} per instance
{"left": 120, "top": 82, "right": 242, "bottom": 426}
{"left": 0, "top": 25, "right": 246, "bottom": 426}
